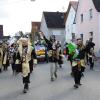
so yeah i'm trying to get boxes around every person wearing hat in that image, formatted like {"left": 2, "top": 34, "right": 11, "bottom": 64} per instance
{"left": 2, "top": 42, "right": 10, "bottom": 71}
{"left": 9, "top": 43, "right": 18, "bottom": 75}
{"left": 88, "top": 47, "right": 95, "bottom": 70}
{"left": 56, "top": 41, "right": 63, "bottom": 68}
{"left": 0, "top": 42, "right": 3, "bottom": 73}
{"left": 15, "top": 38, "right": 37, "bottom": 93}
{"left": 40, "top": 32, "right": 58, "bottom": 81}
{"left": 71, "top": 38, "right": 86, "bottom": 88}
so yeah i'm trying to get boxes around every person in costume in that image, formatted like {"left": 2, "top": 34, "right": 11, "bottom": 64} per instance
{"left": 16, "top": 38, "right": 37, "bottom": 93}
{"left": 85, "top": 39, "right": 95, "bottom": 70}
{"left": 67, "top": 38, "right": 86, "bottom": 88}
{"left": 85, "top": 40, "right": 89, "bottom": 65}
{"left": 56, "top": 41, "right": 63, "bottom": 68}
{"left": 10, "top": 43, "right": 19, "bottom": 75}
{"left": 66, "top": 42, "right": 77, "bottom": 77}
{"left": 57, "top": 48, "right": 63, "bottom": 69}
{"left": 40, "top": 32, "right": 58, "bottom": 81}
{"left": 88, "top": 47, "right": 95, "bottom": 70}
{"left": 72, "top": 38, "right": 86, "bottom": 88}
{"left": 2, "top": 43, "right": 10, "bottom": 71}
{"left": 0, "top": 42, "right": 3, "bottom": 73}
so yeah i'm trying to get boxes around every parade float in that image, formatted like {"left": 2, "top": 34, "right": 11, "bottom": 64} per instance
{"left": 35, "top": 44, "right": 46, "bottom": 62}
{"left": 34, "top": 38, "right": 47, "bottom": 63}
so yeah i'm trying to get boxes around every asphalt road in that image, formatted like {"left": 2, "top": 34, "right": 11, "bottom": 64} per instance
{"left": 0, "top": 58, "right": 100, "bottom": 100}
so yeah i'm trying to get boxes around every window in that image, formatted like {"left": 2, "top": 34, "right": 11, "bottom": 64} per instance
{"left": 90, "top": 32, "right": 93, "bottom": 36}
{"left": 89, "top": 9, "right": 93, "bottom": 19}
{"left": 72, "top": 33, "right": 75, "bottom": 39}
{"left": 89, "top": 32, "right": 93, "bottom": 41}
{"left": 80, "top": 34, "right": 83, "bottom": 41}
{"left": 72, "top": 33, "right": 75, "bottom": 42}
{"left": 81, "top": 14, "right": 83, "bottom": 22}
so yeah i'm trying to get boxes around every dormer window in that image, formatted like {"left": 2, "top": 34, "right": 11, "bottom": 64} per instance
{"left": 89, "top": 32, "right": 93, "bottom": 41}
{"left": 80, "top": 34, "right": 83, "bottom": 41}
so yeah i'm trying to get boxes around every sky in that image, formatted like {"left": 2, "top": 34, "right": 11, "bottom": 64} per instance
{"left": 0, "top": 0, "right": 77, "bottom": 36}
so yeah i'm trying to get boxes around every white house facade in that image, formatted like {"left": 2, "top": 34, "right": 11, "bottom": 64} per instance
{"left": 48, "top": 28, "right": 65, "bottom": 46}
{"left": 75, "top": 0, "right": 100, "bottom": 55}
{"left": 40, "top": 14, "right": 50, "bottom": 39}
{"left": 65, "top": 1, "right": 78, "bottom": 42}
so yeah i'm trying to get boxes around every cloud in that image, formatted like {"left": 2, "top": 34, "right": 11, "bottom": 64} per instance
{"left": 0, "top": 5, "right": 9, "bottom": 18}
{"left": 0, "top": 11, "right": 8, "bottom": 18}
{"left": 0, "top": 0, "right": 78, "bottom": 36}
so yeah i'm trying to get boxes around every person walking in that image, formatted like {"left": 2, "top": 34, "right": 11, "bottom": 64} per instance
{"left": 85, "top": 40, "right": 89, "bottom": 65}
{"left": 88, "top": 47, "right": 95, "bottom": 70}
{"left": 40, "top": 32, "right": 58, "bottom": 81}
{"left": 58, "top": 49, "right": 63, "bottom": 68}
{"left": 56, "top": 41, "right": 63, "bottom": 69}
{"left": 69, "top": 38, "right": 86, "bottom": 88}
{"left": 0, "top": 42, "right": 3, "bottom": 73}
{"left": 15, "top": 38, "right": 37, "bottom": 93}
{"left": 2, "top": 43, "right": 10, "bottom": 71}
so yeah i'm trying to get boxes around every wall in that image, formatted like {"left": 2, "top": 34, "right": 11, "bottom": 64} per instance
{"left": 65, "top": 6, "right": 76, "bottom": 42}
{"left": 76, "top": 0, "right": 100, "bottom": 52}
{"left": 49, "top": 28, "right": 66, "bottom": 48}
{"left": 40, "top": 14, "right": 49, "bottom": 39}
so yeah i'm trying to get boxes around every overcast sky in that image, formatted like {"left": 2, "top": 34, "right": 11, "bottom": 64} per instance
{"left": 0, "top": 0, "right": 77, "bottom": 36}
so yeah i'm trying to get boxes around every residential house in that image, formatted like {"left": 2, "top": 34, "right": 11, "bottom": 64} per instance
{"left": 65, "top": 1, "right": 78, "bottom": 42}
{"left": 75, "top": 0, "right": 100, "bottom": 54}
{"left": 40, "top": 11, "right": 65, "bottom": 47}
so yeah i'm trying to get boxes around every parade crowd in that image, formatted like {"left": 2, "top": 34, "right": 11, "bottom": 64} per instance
{"left": 0, "top": 32, "right": 96, "bottom": 93}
